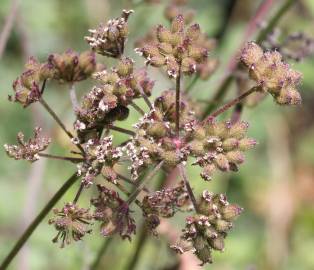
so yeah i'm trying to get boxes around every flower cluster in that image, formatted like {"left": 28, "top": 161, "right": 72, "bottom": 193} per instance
{"left": 124, "top": 90, "right": 194, "bottom": 179}
{"left": 10, "top": 57, "right": 54, "bottom": 107}
{"left": 171, "top": 191, "right": 243, "bottom": 265}
{"left": 142, "top": 181, "right": 191, "bottom": 233}
{"left": 49, "top": 203, "right": 92, "bottom": 248}
{"left": 187, "top": 118, "right": 257, "bottom": 181}
{"left": 4, "top": 127, "right": 51, "bottom": 162}
{"left": 136, "top": 14, "right": 209, "bottom": 78}
{"left": 75, "top": 57, "right": 154, "bottom": 141}
{"left": 77, "top": 136, "right": 123, "bottom": 186}
{"left": 91, "top": 185, "right": 136, "bottom": 240}
{"left": 85, "top": 10, "right": 133, "bottom": 58}
{"left": 241, "top": 42, "right": 302, "bottom": 105}
{"left": 4, "top": 3, "right": 305, "bottom": 268}
{"left": 48, "top": 49, "right": 97, "bottom": 83}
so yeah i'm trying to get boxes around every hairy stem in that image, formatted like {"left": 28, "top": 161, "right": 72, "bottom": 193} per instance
{"left": 175, "top": 65, "right": 181, "bottom": 136}
{"left": 0, "top": 172, "right": 80, "bottom": 269}
{"left": 208, "top": 86, "right": 258, "bottom": 119}
{"left": 126, "top": 161, "right": 164, "bottom": 205}
{"left": 38, "top": 153, "right": 84, "bottom": 163}
{"left": 178, "top": 164, "right": 198, "bottom": 212}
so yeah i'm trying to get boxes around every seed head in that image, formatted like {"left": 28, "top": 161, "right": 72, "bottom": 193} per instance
{"left": 241, "top": 42, "right": 302, "bottom": 105}
{"left": 4, "top": 127, "right": 51, "bottom": 162}
{"left": 49, "top": 203, "right": 92, "bottom": 248}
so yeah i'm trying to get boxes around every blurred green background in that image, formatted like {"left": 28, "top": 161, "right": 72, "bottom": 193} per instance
{"left": 1, "top": 0, "right": 314, "bottom": 269}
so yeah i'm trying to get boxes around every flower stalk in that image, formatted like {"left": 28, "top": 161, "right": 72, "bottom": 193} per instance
{"left": 0, "top": 172, "right": 80, "bottom": 269}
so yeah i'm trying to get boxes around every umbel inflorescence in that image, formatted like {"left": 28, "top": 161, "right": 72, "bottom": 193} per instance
{"left": 4, "top": 2, "right": 303, "bottom": 267}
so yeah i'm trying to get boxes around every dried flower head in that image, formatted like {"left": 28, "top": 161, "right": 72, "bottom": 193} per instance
{"left": 4, "top": 127, "right": 51, "bottom": 162}
{"left": 75, "top": 58, "right": 154, "bottom": 141}
{"left": 124, "top": 90, "right": 194, "bottom": 179}
{"left": 48, "top": 50, "right": 97, "bottom": 83}
{"left": 85, "top": 10, "right": 133, "bottom": 58}
{"left": 186, "top": 118, "right": 256, "bottom": 180}
{"left": 143, "top": 181, "right": 190, "bottom": 219}
{"left": 10, "top": 57, "right": 54, "bottom": 107}
{"left": 49, "top": 203, "right": 92, "bottom": 248}
{"left": 91, "top": 185, "right": 136, "bottom": 240}
{"left": 171, "top": 191, "right": 243, "bottom": 265}
{"left": 136, "top": 14, "right": 210, "bottom": 78}
{"left": 77, "top": 136, "right": 123, "bottom": 186}
{"left": 241, "top": 42, "right": 302, "bottom": 105}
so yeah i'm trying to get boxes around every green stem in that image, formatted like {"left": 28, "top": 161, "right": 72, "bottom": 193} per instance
{"left": 39, "top": 98, "right": 85, "bottom": 154}
{"left": 256, "top": 0, "right": 295, "bottom": 44}
{"left": 38, "top": 153, "right": 84, "bottom": 163}
{"left": 125, "top": 170, "right": 166, "bottom": 270}
{"left": 0, "top": 172, "right": 80, "bottom": 269}
{"left": 178, "top": 164, "right": 198, "bottom": 212}
{"left": 109, "top": 125, "right": 136, "bottom": 136}
{"left": 202, "top": 75, "right": 234, "bottom": 118}
{"left": 90, "top": 238, "right": 114, "bottom": 270}
{"left": 130, "top": 101, "right": 145, "bottom": 116}
{"left": 185, "top": 74, "right": 199, "bottom": 94}
{"left": 125, "top": 227, "right": 148, "bottom": 270}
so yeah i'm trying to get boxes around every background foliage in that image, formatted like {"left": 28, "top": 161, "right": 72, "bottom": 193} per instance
{"left": 0, "top": 0, "right": 314, "bottom": 269}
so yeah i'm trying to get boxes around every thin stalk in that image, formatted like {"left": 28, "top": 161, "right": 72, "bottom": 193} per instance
{"left": 116, "top": 173, "right": 135, "bottom": 185}
{"left": 38, "top": 153, "right": 84, "bottom": 163}
{"left": 0, "top": 172, "right": 80, "bottom": 269}
{"left": 178, "top": 164, "right": 198, "bottom": 212}
{"left": 185, "top": 74, "right": 199, "bottom": 94}
{"left": 138, "top": 88, "right": 153, "bottom": 110}
{"left": 115, "top": 182, "right": 142, "bottom": 207}
{"left": 90, "top": 238, "right": 113, "bottom": 270}
{"left": 175, "top": 65, "right": 181, "bottom": 136}
{"left": 126, "top": 161, "right": 164, "bottom": 205}
{"left": 117, "top": 173, "right": 151, "bottom": 192}
{"left": 108, "top": 125, "right": 135, "bottom": 136}
{"left": 39, "top": 98, "right": 85, "bottom": 154}
{"left": 73, "top": 183, "right": 84, "bottom": 204}
{"left": 130, "top": 101, "right": 145, "bottom": 116}
{"left": 202, "top": 0, "right": 295, "bottom": 118}
{"left": 256, "top": 0, "right": 295, "bottom": 44}
{"left": 208, "top": 86, "right": 258, "bottom": 119}
{"left": 0, "top": 0, "right": 19, "bottom": 58}
{"left": 125, "top": 170, "right": 166, "bottom": 270}
{"left": 126, "top": 227, "right": 148, "bottom": 270}
{"left": 202, "top": 75, "right": 234, "bottom": 118}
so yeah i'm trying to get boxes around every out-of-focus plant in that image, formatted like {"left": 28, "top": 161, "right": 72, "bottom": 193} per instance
{"left": 1, "top": 0, "right": 306, "bottom": 268}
